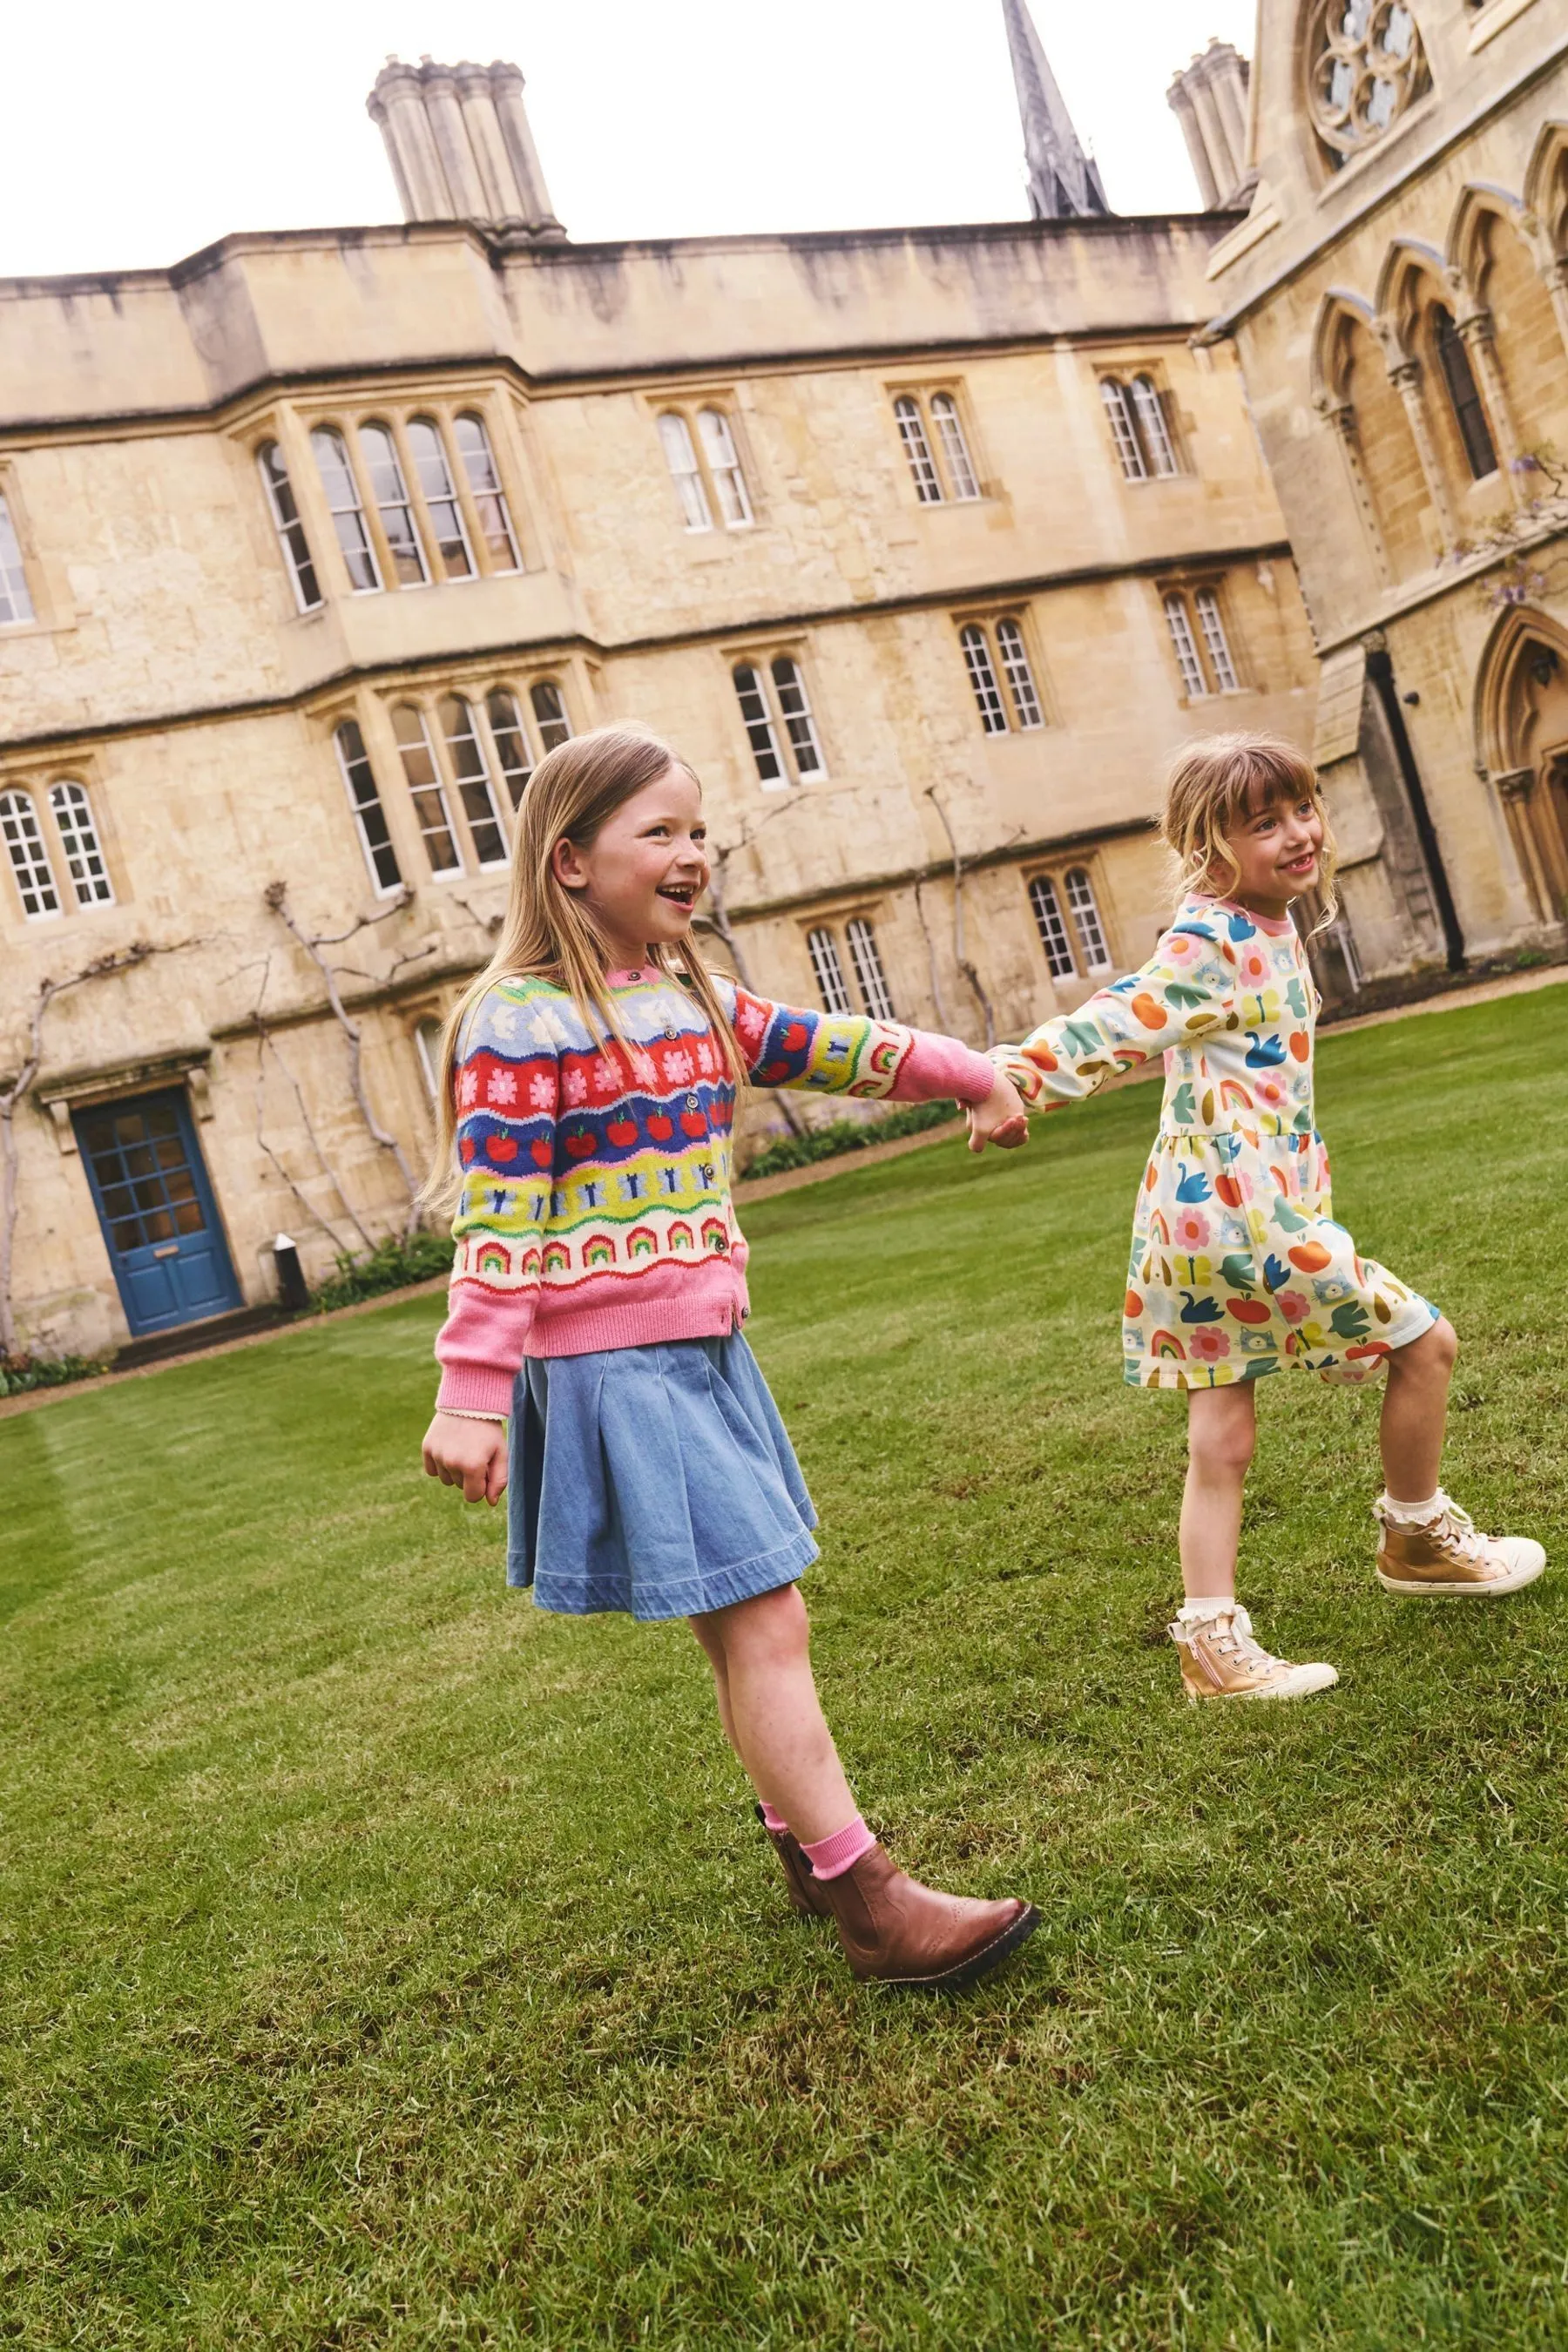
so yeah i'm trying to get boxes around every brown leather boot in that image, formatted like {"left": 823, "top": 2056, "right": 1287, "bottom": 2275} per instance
{"left": 809, "top": 1841, "right": 1039, "bottom": 1989}
{"left": 754, "top": 1803, "right": 832, "bottom": 1918}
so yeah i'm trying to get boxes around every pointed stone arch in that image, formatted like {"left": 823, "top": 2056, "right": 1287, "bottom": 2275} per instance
{"left": 1374, "top": 237, "right": 1452, "bottom": 360}
{"left": 1310, "top": 287, "right": 1376, "bottom": 409}
{"left": 1310, "top": 287, "right": 1432, "bottom": 584}
{"left": 1524, "top": 120, "right": 1568, "bottom": 256}
{"left": 1447, "top": 181, "right": 1568, "bottom": 463}
{"left": 1475, "top": 604, "right": 1568, "bottom": 926}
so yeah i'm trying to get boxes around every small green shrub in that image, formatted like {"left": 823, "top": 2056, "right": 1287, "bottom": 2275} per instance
{"left": 742, "top": 1097, "right": 956, "bottom": 1180}
{"left": 308, "top": 1230, "right": 453, "bottom": 1314}
{"left": 0, "top": 1349, "right": 113, "bottom": 1397}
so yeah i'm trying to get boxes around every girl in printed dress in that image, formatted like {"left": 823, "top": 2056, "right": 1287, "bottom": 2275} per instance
{"left": 420, "top": 727, "right": 1039, "bottom": 1987}
{"left": 973, "top": 733, "right": 1544, "bottom": 1702}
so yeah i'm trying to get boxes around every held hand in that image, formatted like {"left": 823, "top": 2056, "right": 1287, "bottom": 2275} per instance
{"left": 422, "top": 1410, "right": 510, "bottom": 1505}
{"left": 967, "top": 1071, "right": 1030, "bottom": 1155}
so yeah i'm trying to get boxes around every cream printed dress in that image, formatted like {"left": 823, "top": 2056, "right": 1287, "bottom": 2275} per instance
{"left": 995, "top": 895, "right": 1438, "bottom": 1390}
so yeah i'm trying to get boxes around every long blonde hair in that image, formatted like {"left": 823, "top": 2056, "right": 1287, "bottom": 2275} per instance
{"left": 1162, "top": 731, "right": 1339, "bottom": 930}
{"left": 421, "top": 726, "right": 744, "bottom": 1215}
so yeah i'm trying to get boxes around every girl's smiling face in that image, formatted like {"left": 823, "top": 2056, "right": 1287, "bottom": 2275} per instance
{"left": 551, "top": 762, "right": 710, "bottom": 967}
{"left": 1217, "top": 783, "right": 1325, "bottom": 919}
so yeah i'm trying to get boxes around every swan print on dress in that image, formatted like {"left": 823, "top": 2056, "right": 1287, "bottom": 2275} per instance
{"left": 993, "top": 896, "right": 1438, "bottom": 1390}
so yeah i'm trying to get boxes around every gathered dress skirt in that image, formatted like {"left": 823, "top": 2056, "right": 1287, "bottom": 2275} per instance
{"left": 506, "top": 1331, "right": 819, "bottom": 1619}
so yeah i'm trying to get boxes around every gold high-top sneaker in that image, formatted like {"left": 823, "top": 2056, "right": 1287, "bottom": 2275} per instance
{"left": 1375, "top": 1496, "right": 1546, "bottom": 1598}
{"left": 1169, "top": 1605, "right": 1339, "bottom": 1703}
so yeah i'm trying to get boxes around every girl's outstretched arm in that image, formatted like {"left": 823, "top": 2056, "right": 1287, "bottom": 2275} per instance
{"left": 723, "top": 978, "right": 1000, "bottom": 1110}
{"left": 981, "top": 914, "right": 1240, "bottom": 1134}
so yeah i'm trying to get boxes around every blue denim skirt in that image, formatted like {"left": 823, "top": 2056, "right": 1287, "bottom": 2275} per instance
{"left": 506, "top": 1333, "right": 819, "bottom": 1620}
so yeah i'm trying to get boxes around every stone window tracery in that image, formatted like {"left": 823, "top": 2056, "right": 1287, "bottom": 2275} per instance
{"left": 1306, "top": 1, "right": 1428, "bottom": 171}
{"left": 733, "top": 656, "right": 823, "bottom": 787}
{"left": 960, "top": 617, "right": 1046, "bottom": 733}
{"left": 1163, "top": 585, "right": 1241, "bottom": 698}
{"left": 407, "top": 418, "right": 475, "bottom": 579}
{"left": 658, "top": 403, "right": 754, "bottom": 533}
{"left": 1100, "top": 375, "right": 1180, "bottom": 481}
{"left": 358, "top": 424, "right": 429, "bottom": 587}
{"left": 892, "top": 389, "right": 982, "bottom": 504}
{"left": 454, "top": 414, "right": 521, "bottom": 571}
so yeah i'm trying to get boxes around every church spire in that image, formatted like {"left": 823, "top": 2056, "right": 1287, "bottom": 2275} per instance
{"left": 1001, "top": 0, "right": 1110, "bottom": 221}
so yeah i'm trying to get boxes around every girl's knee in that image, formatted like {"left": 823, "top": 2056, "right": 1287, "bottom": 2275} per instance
{"left": 1187, "top": 1392, "right": 1256, "bottom": 1477}
{"left": 1396, "top": 1315, "right": 1457, "bottom": 1381}
{"left": 709, "top": 1580, "right": 808, "bottom": 1666}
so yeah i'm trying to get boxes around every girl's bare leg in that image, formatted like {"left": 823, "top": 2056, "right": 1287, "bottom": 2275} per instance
{"left": 1180, "top": 1385, "right": 1257, "bottom": 1602}
{"left": 1380, "top": 1317, "right": 1458, "bottom": 1502}
{"left": 687, "top": 1612, "right": 740, "bottom": 1756}
{"left": 689, "top": 1584, "right": 857, "bottom": 1845}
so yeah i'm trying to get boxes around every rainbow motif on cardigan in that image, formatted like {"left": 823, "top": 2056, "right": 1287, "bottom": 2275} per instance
{"left": 433, "top": 965, "right": 995, "bottom": 1411}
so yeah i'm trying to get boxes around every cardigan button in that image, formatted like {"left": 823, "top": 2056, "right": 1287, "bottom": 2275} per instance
{"left": 686, "top": 1093, "right": 700, "bottom": 1109}
{"left": 664, "top": 1027, "right": 678, "bottom": 1040}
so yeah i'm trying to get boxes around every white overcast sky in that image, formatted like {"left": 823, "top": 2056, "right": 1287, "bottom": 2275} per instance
{"left": 3, "top": 0, "right": 1258, "bottom": 280}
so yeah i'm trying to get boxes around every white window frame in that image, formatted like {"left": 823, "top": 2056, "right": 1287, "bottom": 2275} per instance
{"left": 893, "top": 395, "right": 943, "bottom": 504}
{"left": 333, "top": 720, "right": 403, "bottom": 896}
{"left": 960, "top": 623, "right": 1009, "bottom": 734}
{"left": 696, "top": 409, "right": 754, "bottom": 529}
{"left": 845, "top": 916, "right": 895, "bottom": 1019}
{"left": 659, "top": 413, "right": 714, "bottom": 533}
{"left": 1163, "top": 591, "right": 1209, "bottom": 699}
{"left": 440, "top": 693, "right": 510, "bottom": 870}
{"left": 1100, "top": 381, "right": 1147, "bottom": 482}
{"left": 406, "top": 417, "right": 475, "bottom": 580}
{"left": 733, "top": 664, "right": 785, "bottom": 786}
{"left": 310, "top": 426, "right": 382, "bottom": 594}
{"left": 391, "top": 703, "right": 463, "bottom": 876}
{"left": 454, "top": 412, "right": 522, "bottom": 571}
{"left": 358, "top": 422, "right": 429, "bottom": 588}
{"left": 733, "top": 654, "right": 825, "bottom": 787}
{"left": 1064, "top": 867, "right": 1112, "bottom": 972}
{"left": 486, "top": 686, "right": 535, "bottom": 809}
{"left": 995, "top": 618, "right": 1044, "bottom": 729}
{"left": 929, "top": 393, "right": 981, "bottom": 501}
{"left": 530, "top": 681, "right": 573, "bottom": 754}
{"left": 807, "top": 926, "right": 853, "bottom": 1015}
{"left": 49, "top": 781, "right": 114, "bottom": 909}
{"left": 0, "top": 490, "right": 35, "bottom": 626}
{"left": 1194, "top": 587, "right": 1240, "bottom": 692}
{"left": 0, "top": 788, "right": 61, "bottom": 918}
{"left": 770, "top": 655, "right": 826, "bottom": 778}
{"left": 415, "top": 1014, "right": 445, "bottom": 1099}
{"left": 1130, "top": 375, "right": 1179, "bottom": 478}
{"left": 255, "top": 443, "right": 321, "bottom": 613}
{"left": 1029, "top": 875, "right": 1076, "bottom": 978}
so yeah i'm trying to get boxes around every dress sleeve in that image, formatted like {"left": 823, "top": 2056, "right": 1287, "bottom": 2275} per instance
{"left": 721, "top": 977, "right": 996, "bottom": 1106}
{"left": 991, "top": 917, "right": 1238, "bottom": 1113}
{"left": 433, "top": 987, "right": 560, "bottom": 1416}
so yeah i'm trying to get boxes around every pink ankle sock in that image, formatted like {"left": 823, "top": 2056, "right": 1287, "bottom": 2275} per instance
{"left": 758, "top": 1801, "right": 790, "bottom": 1835}
{"left": 801, "top": 1815, "right": 877, "bottom": 1882}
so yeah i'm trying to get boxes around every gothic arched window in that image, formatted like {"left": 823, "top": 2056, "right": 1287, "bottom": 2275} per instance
{"left": 1306, "top": 2, "right": 1427, "bottom": 171}
{"left": 1432, "top": 307, "right": 1498, "bottom": 481}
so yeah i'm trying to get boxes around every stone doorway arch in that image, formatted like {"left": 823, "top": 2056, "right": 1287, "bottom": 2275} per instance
{"left": 1476, "top": 605, "right": 1568, "bottom": 926}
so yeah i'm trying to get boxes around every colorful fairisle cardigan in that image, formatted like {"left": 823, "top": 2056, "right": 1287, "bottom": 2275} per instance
{"left": 434, "top": 963, "right": 997, "bottom": 1415}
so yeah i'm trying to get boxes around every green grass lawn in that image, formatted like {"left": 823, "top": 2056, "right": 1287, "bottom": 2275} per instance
{"left": 7, "top": 990, "right": 1568, "bottom": 2349}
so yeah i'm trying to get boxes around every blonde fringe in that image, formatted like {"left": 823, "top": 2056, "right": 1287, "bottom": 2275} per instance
{"left": 419, "top": 727, "right": 746, "bottom": 1222}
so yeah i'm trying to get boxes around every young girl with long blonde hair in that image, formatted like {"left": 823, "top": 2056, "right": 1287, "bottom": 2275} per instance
{"left": 421, "top": 726, "right": 1039, "bottom": 1987}
{"left": 973, "top": 732, "right": 1544, "bottom": 1700}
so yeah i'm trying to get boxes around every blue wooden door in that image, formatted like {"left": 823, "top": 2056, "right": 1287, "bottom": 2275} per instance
{"left": 74, "top": 1089, "right": 243, "bottom": 1337}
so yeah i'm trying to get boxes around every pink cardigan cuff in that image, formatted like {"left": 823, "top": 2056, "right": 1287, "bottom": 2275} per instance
{"left": 900, "top": 1031, "right": 997, "bottom": 1106}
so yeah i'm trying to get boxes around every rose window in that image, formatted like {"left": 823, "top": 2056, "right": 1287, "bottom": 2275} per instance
{"left": 1307, "top": 2, "right": 1428, "bottom": 166}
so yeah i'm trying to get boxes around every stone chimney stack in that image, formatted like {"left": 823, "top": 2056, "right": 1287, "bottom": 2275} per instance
{"left": 1166, "top": 40, "right": 1254, "bottom": 211}
{"left": 368, "top": 56, "right": 566, "bottom": 240}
